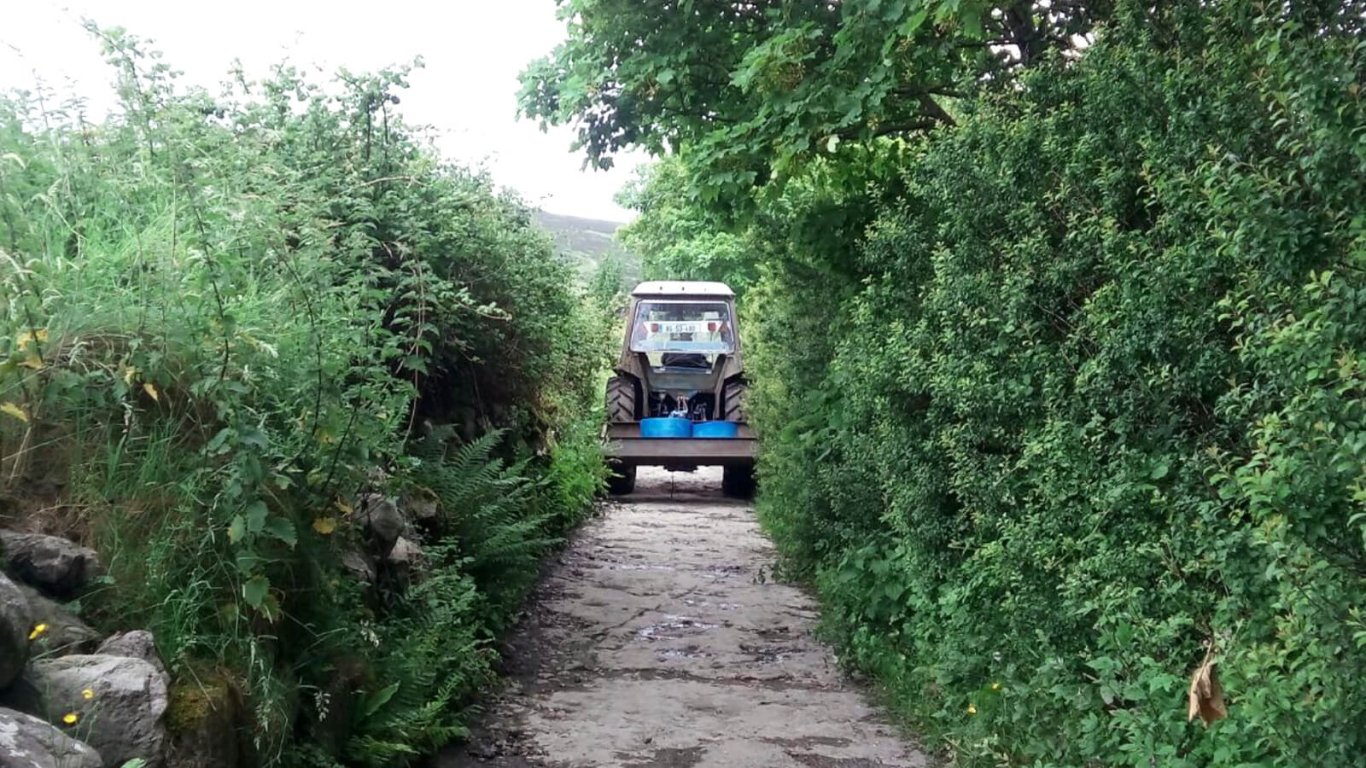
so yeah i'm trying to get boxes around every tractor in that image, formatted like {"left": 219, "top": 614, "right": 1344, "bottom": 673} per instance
{"left": 601, "top": 281, "right": 757, "bottom": 497}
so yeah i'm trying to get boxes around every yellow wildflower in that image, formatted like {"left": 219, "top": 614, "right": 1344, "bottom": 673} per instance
{"left": 991, "top": 681, "right": 1002, "bottom": 691}
{"left": 62, "top": 712, "right": 79, "bottom": 726}
{"left": 82, "top": 688, "right": 95, "bottom": 700}
{"left": 28, "top": 623, "right": 48, "bottom": 641}
{"left": 967, "top": 703, "right": 977, "bottom": 715}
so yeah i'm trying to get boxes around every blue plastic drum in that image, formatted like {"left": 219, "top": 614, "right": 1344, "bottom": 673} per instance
{"left": 692, "top": 420, "right": 739, "bottom": 439}
{"left": 640, "top": 417, "right": 693, "bottom": 438}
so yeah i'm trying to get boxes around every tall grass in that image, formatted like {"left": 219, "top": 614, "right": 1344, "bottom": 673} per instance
{"left": 0, "top": 24, "right": 609, "bottom": 767}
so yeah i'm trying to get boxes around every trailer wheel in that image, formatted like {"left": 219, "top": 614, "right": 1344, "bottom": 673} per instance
{"left": 606, "top": 375, "right": 638, "bottom": 423}
{"left": 606, "top": 462, "right": 637, "bottom": 495}
{"left": 722, "top": 464, "right": 755, "bottom": 499}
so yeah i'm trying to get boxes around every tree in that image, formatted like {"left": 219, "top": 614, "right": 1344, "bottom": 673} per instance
{"left": 520, "top": 0, "right": 1108, "bottom": 202}
{"left": 587, "top": 254, "right": 627, "bottom": 309}
{"left": 615, "top": 157, "right": 758, "bottom": 292}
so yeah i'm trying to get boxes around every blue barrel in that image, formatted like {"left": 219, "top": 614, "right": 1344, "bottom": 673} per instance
{"left": 640, "top": 417, "right": 693, "bottom": 438}
{"left": 692, "top": 420, "right": 739, "bottom": 439}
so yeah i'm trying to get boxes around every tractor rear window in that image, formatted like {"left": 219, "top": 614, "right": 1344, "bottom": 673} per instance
{"left": 629, "top": 301, "right": 735, "bottom": 355}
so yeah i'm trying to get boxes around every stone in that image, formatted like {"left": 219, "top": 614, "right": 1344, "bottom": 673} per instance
{"left": 358, "top": 494, "right": 404, "bottom": 546}
{"left": 16, "top": 584, "right": 99, "bottom": 656}
{"left": 0, "top": 707, "right": 102, "bottom": 768}
{"left": 0, "top": 531, "right": 102, "bottom": 597}
{"left": 164, "top": 674, "right": 241, "bottom": 768}
{"left": 386, "top": 536, "right": 422, "bottom": 566}
{"left": 3, "top": 654, "right": 168, "bottom": 768}
{"left": 310, "top": 655, "right": 367, "bottom": 756}
{"left": 97, "top": 631, "right": 169, "bottom": 683}
{"left": 403, "top": 489, "right": 441, "bottom": 523}
{"left": 340, "top": 551, "right": 376, "bottom": 583}
{"left": 0, "top": 575, "right": 31, "bottom": 689}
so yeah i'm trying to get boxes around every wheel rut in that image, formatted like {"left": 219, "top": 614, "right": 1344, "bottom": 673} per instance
{"left": 431, "top": 468, "right": 929, "bottom": 768}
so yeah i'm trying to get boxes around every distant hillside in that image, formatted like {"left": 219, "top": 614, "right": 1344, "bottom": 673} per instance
{"left": 535, "top": 211, "right": 642, "bottom": 284}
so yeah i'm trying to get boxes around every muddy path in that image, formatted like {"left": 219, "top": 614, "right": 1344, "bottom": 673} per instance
{"left": 432, "top": 467, "right": 929, "bottom": 768}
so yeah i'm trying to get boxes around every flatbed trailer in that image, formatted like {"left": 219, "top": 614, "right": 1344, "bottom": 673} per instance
{"left": 603, "top": 423, "right": 758, "bottom": 468}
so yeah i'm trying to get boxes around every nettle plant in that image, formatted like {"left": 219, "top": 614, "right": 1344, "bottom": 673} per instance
{"left": 2, "top": 54, "right": 408, "bottom": 617}
{"left": 4, "top": 22, "right": 603, "bottom": 765}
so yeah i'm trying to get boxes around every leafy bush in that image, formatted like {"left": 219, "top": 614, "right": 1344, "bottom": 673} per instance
{"left": 755, "top": 7, "right": 1366, "bottom": 765}
{"left": 529, "top": 1, "right": 1366, "bottom": 765}
{"left": 1, "top": 24, "right": 606, "bottom": 766}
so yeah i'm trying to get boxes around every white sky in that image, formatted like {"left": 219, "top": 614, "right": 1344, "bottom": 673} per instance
{"left": 0, "top": 0, "right": 645, "bottom": 222}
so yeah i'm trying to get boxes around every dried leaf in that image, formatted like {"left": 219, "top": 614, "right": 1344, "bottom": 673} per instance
{"left": 1187, "top": 646, "right": 1227, "bottom": 726}
{"left": 15, "top": 328, "right": 48, "bottom": 346}
{"left": 312, "top": 516, "right": 338, "bottom": 535}
{"left": 0, "top": 401, "right": 29, "bottom": 423}
{"left": 227, "top": 515, "right": 246, "bottom": 544}
{"left": 143, "top": 382, "right": 160, "bottom": 402}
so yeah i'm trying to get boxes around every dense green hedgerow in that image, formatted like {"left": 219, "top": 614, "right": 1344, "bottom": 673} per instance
{"left": 535, "top": 1, "right": 1366, "bottom": 765}
{"left": 754, "top": 7, "right": 1366, "bottom": 766}
{"left": 0, "top": 25, "right": 608, "bottom": 767}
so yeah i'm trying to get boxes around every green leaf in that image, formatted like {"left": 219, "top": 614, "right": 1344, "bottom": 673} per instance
{"left": 901, "top": 8, "right": 929, "bottom": 36}
{"left": 245, "top": 500, "right": 269, "bottom": 534}
{"left": 206, "top": 427, "right": 234, "bottom": 455}
{"left": 360, "top": 681, "right": 402, "bottom": 719}
{"left": 242, "top": 575, "right": 270, "bottom": 609}
{"left": 238, "top": 427, "right": 268, "bottom": 450}
{"left": 959, "top": 5, "right": 985, "bottom": 39}
{"left": 401, "top": 355, "right": 429, "bottom": 374}
{"left": 263, "top": 518, "right": 297, "bottom": 548}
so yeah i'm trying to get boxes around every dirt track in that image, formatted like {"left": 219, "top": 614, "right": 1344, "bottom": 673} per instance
{"left": 434, "top": 467, "right": 929, "bottom": 768}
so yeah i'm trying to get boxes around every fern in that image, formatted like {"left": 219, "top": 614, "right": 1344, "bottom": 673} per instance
{"left": 343, "top": 568, "right": 490, "bottom": 767}
{"left": 410, "top": 429, "right": 561, "bottom": 621}
{"left": 344, "top": 429, "right": 567, "bottom": 766}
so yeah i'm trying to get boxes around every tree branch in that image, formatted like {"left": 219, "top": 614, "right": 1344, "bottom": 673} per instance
{"left": 836, "top": 118, "right": 939, "bottom": 141}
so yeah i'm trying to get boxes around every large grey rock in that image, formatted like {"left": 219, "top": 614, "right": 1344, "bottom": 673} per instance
{"left": 340, "top": 550, "right": 376, "bottom": 583}
{"left": 97, "top": 631, "right": 169, "bottom": 683}
{"left": 402, "top": 490, "right": 441, "bottom": 523}
{"left": 0, "top": 707, "right": 102, "bottom": 768}
{"left": 0, "top": 574, "right": 30, "bottom": 689}
{"left": 0, "top": 531, "right": 102, "bottom": 597}
{"left": 386, "top": 536, "right": 422, "bottom": 567}
{"left": 3, "top": 654, "right": 168, "bottom": 767}
{"left": 17, "top": 584, "right": 99, "bottom": 656}
{"left": 164, "top": 675, "right": 241, "bottom": 768}
{"left": 358, "top": 494, "right": 404, "bottom": 546}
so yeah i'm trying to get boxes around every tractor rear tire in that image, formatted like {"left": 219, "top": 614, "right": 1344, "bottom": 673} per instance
{"left": 722, "top": 465, "right": 755, "bottom": 499}
{"left": 604, "top": 377, "right": 638, "bottom": 495}
{"left": 723, "top": 379, "right": 747, "bottom": 423}
{"left": 606, "top": 375, "right": 638, "bottom": 423}
{"left": 607, "top": 462, "right": 637, "bottom": 495}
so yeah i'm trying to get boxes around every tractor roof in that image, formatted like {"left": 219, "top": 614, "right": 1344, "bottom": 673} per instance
{"left": 630, "top": 280, "right": 735, "bottom": 298}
